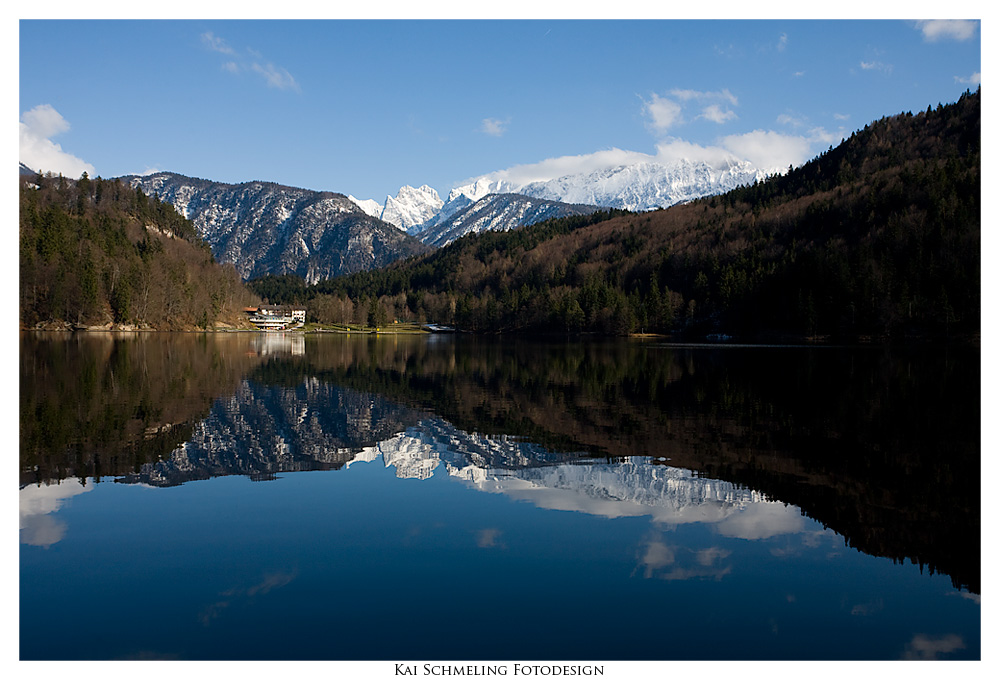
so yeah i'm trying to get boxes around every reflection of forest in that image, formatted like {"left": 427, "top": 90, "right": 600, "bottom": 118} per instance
{"left": 20, "top": 333, "right": 979, "bottom": 594}
{"left": 19, "top": 332, "right": 267, "bottom": 485}
{"left": 280, "top": 335, "right": 980, "bottom": 594}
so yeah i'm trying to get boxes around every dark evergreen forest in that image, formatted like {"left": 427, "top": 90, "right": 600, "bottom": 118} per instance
{"left": 251, "top": 89, "right": 980, "bottom": 341}
{"left": 19, "top": 172, "right": 260, "bottom": 329}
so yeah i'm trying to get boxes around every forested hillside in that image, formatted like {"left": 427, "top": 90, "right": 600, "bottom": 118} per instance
{"left": 19, "top": 172, "right": 260, "bottom": 329}
{"left": 252, "top": 89, "right": 979, "bottom": 341}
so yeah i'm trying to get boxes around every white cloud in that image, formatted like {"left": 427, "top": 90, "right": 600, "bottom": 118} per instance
{"left": 460, "top": 128, "right": 818, "bottom": 190}
{"left": 916, "top": 20, "right": 978, "bottom": 42}
{"left": 481, "top": 117, "right": 510, "bottom": 137}
{"left": 642, "top": 93, "right": 684, "bottom": 132}
{"left": 22, "top": 103, "right": 70, "bottom": 138}
{"left": 19, "top": 104, "right": 95, "bottom": 178}
{"left": 955, "top": 72, "right": 981, "bottom": 86}
{"left": 700, "top": 104, "right": 737, "bottom": 124}
{"left": 777, "top": 33, "right": 788, "bottom": 52}
{"left": 718, "top": 129, "right": 816, "bottom": 172}
{"left": 833, "top": 112, "right": 850, "bottom": 121}
{"left": 654, "top": 139, "right": 738, "bottom": 166}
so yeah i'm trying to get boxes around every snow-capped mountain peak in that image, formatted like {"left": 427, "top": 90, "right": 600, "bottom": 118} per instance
{"left": 347, "top": 195, "right": 384, "bottom": 219}
{"left": 379, "top": 184, "right": 444, "bottom": 233}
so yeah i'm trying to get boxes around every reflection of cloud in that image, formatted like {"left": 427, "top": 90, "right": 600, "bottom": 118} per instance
{"left": 636, "top": 537, "right": 731, "bottom": 581}
{"left": 851, "top": 599, "right": 884, "bottom": 616}
{"left": 696, "top": 546, "right": 731, "bottom": 566}
{"left": 19, "top": 479, "right": 94, "bottom": 547}
{"left": 715, "top": 502, "right": 806, "bottom": 540}
{"left": 901, "top": 633, "right": 965, "bottom": 660}
{"left": 247, "top": 571, "right": 296, "bottom": 596}
{"left": 476, "top": 528, "right": 504, "bottom": 548}
{"left": 954, "top": 591, "right": 981, "bottom": 605}
{"left": 639, "top": 540, "right": 676, "bottom": 576}
{"left": 199, "top": 570, "right": 297, "bottom": 627}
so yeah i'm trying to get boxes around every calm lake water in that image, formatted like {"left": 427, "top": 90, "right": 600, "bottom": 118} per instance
{"left": 19, "top": 332, "right": 980, "bottom": 661}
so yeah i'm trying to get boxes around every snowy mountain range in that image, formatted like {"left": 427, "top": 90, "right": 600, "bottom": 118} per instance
{"left": 352, "top": 155, "right": 769, "bottom": 237}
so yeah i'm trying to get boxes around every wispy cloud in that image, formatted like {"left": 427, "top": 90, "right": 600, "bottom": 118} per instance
{"left": 915, "top": 20, "right": 979, "bottom": 42}
{"left": 777, "top": 33, "right": 788, "bottom": 52}
{"left": 643, "top": 88, "right": 738, "bottom": 134}
{"left": 777, "top": 113, "right": 806, "bottom": 127}
{"left": 481, "top": 117, "right": 510, "bottom": 137}
{"left": 860, "top": 60, "right": 893, "bottom": 75}
{"left": 251, "top": 62, "right": 299, "bottom": 91}
{"left": 201, "top": 31, "right": 235, "bottom": 55}
{"left": 955, "top": 72, "right": 981, "bottom": 86}
{"left": 199, "top": 570, "right": 297, "bottom": 626}
{"left": 201, "top": 31, "right": 300, "bottom": 92}
{"left": 19, "top": 104, "right": 95, "bottom": 178}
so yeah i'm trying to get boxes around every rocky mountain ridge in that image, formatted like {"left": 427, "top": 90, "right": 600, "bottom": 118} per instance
{"left": 417, "top": 193, "right": 602, "bottom": 247}
{"left": 123, "top": 172, "right": 430, "bottom": 283}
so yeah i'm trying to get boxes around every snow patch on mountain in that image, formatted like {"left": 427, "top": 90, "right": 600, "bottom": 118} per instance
{"left": 419, "top": 193, "right": 601, "bottom": 247}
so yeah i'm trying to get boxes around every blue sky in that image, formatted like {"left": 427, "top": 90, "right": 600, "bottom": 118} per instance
{"left": 18, "top": 15, "right": 982, "bottom": 203}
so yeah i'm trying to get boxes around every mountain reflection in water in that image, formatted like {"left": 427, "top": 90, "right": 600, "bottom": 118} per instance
{"left": 20, "top": 332, "right": 980, "bottom": 597}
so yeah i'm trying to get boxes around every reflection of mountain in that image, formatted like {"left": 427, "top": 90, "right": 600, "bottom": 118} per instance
{"left": 116, "top": 380, "right": 428, "bottom": 486}
{"left": 361, "top": 430, "right": 779, "bottom": 529}
{"left": 22, "top": 333, "right": 979, "bottom": 594}
{"left": 278, "top": 337, "right": 980, "bottom": 594}
{"left": 19, "top": 333, "right": 268, "bottom": 487}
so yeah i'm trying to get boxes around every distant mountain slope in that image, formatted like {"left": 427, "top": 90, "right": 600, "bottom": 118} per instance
{"left": 418, "top": 193, "right": 602, "bottom": 247}
{"left": 123, "top": 172, "right": 431, "bottom": 283}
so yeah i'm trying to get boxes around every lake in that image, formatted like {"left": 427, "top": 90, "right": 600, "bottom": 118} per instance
{"left": 19, "top": 332, "right": 980, "bottom": 661}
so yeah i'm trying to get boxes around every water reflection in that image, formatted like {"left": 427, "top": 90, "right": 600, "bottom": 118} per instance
{"left": 20, "top": 332, "right": 980, "bottom": 595}
{"left": 19, "top": 479, "right": 92, "bottom": 547}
